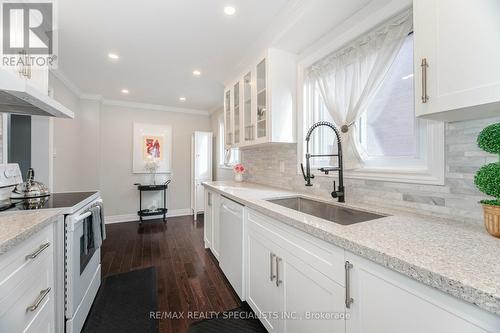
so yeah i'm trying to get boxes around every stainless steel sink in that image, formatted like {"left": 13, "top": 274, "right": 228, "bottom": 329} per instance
{"left": 267, "top": 197, "right": 386, "bottom": 225}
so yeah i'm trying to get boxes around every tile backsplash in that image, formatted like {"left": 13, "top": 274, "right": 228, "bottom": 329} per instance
{"left": 241, "top": 116, "right": 500, "bottom": 224}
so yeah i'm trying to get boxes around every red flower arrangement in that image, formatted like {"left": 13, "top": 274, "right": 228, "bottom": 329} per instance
{"left": 233, "top": 163, "right": 246, "bottom": 174}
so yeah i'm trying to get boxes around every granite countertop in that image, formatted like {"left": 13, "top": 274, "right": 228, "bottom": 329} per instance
{"left": 203, "top": 181, "right": 500, "bottom": 316}
{"left": 0, "top": 209, "right": 63, "bottom": 255}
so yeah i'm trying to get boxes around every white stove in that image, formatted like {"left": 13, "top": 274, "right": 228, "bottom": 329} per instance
{"left": 0, "top": 163, "right": 104, "bottom": 333}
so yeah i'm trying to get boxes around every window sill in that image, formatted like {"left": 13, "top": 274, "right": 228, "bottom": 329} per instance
{"left": 219, "top": 165, "right": 235, "bottom": 170}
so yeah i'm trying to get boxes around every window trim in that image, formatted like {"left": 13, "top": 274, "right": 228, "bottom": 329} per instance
{"left": 296, "top": 8, "right": 445, "bottom": 186}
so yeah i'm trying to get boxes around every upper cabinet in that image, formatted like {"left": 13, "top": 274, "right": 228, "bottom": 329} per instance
{"left": 224, "top": 48, "right": 297, "bottom": 148}
{"left": 233, "top": 81, "right": 241, "bottom": 145}
{"left": 414, "top": 0, "right": 500, "bottom": 122}
{"left": 224, "top": 89, "right": 232, "bottom": 148}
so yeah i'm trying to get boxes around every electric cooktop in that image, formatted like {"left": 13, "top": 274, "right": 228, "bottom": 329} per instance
{"left": 0, "top": 192, "right": 98, "bottom": 211}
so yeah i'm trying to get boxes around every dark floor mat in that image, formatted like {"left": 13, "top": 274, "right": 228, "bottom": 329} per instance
{"left": 82, "top": 267, "right": 158, "bottom": 333}
{"left": 188, "top": 302, "right": 268, "bottom": 333}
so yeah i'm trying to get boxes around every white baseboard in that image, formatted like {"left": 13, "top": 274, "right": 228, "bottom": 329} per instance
{"left": 105, "top": 208, "right": 193, "bottom": 224}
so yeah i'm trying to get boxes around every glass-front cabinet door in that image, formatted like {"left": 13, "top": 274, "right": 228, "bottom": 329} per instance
{"left": 256, "top": 59, "right": 267, "bottom": 139}
{"left": 233, "top": 82, "right": 240, "bottom": 145}
{"left": 243, "top": 72, "right": 253, "bottom": 142}
{"left": 224, "top": 90, "right": 232, "bottom": 147}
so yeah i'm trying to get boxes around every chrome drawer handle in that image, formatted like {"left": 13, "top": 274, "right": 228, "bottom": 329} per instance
{"left": 421, "top": 58, "right": 429, "bottom": 103}
{"left": 25, "top": 242, "right": 50, "bottom": 260}
{"left": 275, "top": 256, "right": 282, "bottom": 287}
{"left": 26, "top": 288, "right": 51, "bottom": 312}
{"left": 270, "top": 252, "right": 276, "bottom": 281}
{"left": 345, "top": 261, "right": 354, "bottom": 308}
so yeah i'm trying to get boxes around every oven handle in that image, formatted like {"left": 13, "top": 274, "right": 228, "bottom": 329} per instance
{"left": 75, "top": 211, "right": 92, "bottom": 222}
{"left": 68, "top": 211, "right": 92, "bottom": 231}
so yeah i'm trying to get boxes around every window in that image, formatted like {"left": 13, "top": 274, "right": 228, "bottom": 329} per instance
{"left": 357, "top": 34, "right": 427, "bottom": 169}
{"left": 301, "top": 26, "right": 444, "bottom": 184}
{"left": 218, "top": 116, "right": 239, "bottom": 167}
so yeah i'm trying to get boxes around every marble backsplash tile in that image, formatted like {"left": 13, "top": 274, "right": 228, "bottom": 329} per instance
{"left": 239, "top": 116, "right": 500, "bottom": 224}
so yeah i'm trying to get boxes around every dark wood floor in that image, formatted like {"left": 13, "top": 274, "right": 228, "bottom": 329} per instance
{"left": 101, "top": 215, "right": 241, "bottom": 333}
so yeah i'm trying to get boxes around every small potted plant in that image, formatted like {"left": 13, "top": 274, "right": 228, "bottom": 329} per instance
{"left": 233, "top": 163, "right": 246, "bottom": 182}
{"left": 474, "top": 122, "right": 500, "bottom": 237}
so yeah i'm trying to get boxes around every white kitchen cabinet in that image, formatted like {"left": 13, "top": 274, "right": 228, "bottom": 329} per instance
{"left": 204, "top": 189, "right": 221, "bottom": 260}
{"left": 1, "top": 9, "right": 49, "bottom": 96}
{"left": 224, "top": 89, "right": 232, "bottom": 148}
{"left": 220, "top": 197, "right": 245, "bottom": 299}
{"left": 413, "top": 0, "right": 500, "bottom": 121}
{"left": 246, "top": 209, "right": 346, "bottom": 333}
{"left": 233, "top": 81, "right": 241, "bottom": 145}
{"left": 211, "top": 192, "right": 221, "bottom": 259}
{"left": 242, "top": 71, "right": 253, "bottom": 144}
{"left": 244, "top": 207, "right": 500, "bottom": 333}
{"left": 0, "top": 219, "right": 63, "bottom": 333}
{"left": 282, "top": 251, "right": 346, "bottom": 333}
{"left": 225, "top": 48, "right": 296, "bottom": 147}
{"left": 246, "top": 227, "right": 284, "bottom": 333}
{"left": 203, "top": 190, "right": 213, "bottom": 249}
{"left": 345, "top": 252, "right": 500, "bottom": 333}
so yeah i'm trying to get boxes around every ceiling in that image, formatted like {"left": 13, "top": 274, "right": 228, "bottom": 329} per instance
{"left": 57, "top": 0, "right": 290, "bottom": 111}
{"left": 56, "top": 0, "right": 388, "bottom": 112}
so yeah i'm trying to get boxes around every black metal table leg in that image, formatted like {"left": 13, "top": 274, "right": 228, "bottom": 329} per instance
{"left": 163, "top": 187, "right": 167, "bottom": 223}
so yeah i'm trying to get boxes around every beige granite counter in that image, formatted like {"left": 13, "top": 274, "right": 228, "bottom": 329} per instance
{"left": 203, "top": 181, "right": 500, "bottom": 316}
{"left": 0, "top": 209, "right": 63, "bottom": 255}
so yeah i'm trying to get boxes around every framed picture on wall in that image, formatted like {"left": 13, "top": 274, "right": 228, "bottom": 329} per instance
{"left": 132, "top": 123, "right": 172, "bottom": 173}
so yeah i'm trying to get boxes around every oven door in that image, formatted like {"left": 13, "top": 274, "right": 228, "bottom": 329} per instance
{"left": 65, "top": 203, "right": 102, "bottom": 333}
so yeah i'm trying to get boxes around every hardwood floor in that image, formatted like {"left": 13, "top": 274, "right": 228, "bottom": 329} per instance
{"left": 101, "top": 215, "right": 241, "bottom": 333}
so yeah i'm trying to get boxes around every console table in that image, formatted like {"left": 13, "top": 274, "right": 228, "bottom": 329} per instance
{"left": 134, "top": 180, "right": 171, "bottom": 224}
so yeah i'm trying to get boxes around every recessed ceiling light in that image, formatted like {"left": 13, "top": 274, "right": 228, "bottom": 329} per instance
{"left": 179, "top": 96, "right": 186, "bottom": 102}
{"left": 192, "top": 70, "right": 201, "bottom": 76}
{"left": 121, "top": 89, "right": 129, "bottom": 94}
{"left": 224, "top": 6, "right": 236, "bottom": 16}
{"left": 108, "top": 53, "right": 119, "bottom": 60}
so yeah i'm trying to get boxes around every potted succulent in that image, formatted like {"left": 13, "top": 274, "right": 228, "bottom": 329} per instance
{"left": 233, "top": 163, "right": 246, "bottom": 182}
{"left": 474, "top": 123, "right": 500, "bottom": 237}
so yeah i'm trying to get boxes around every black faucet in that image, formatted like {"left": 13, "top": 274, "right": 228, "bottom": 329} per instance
{"left": 300, "top": 121, "right": 345, "bottom": 203}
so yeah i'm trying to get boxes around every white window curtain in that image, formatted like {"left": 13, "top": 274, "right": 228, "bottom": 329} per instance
{"left": 306, "top": 10, "right": 413, "bottom": 169}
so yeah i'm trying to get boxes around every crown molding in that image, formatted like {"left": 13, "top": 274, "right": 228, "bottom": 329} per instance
{"left": 50, "top": 68, "right": 210, "bottom": 116}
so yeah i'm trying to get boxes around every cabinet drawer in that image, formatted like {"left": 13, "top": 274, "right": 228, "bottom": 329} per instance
{"left": 0, "top": 224, "right": 53, "bottom": 285}
{"left": 0, "top": 250, "right": 54, "bottom": 333}
{"left": 247, "top": 209, "right": 345, "bottom": 286}
{"left": 0, "top": 224, "right": 54, "bottom": 333}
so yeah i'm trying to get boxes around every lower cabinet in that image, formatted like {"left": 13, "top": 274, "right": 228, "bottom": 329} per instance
{"left": 246, "top": 229, "right": 284, "bottom": 333}
{"left": 345, "top": 252, "right": 500, "bottom": 333}
{"left": 246, "top": 209, "right": 346, "bottom": 333}
{"left": 0, "top": 218, "right": 64, "bottom": 333}
{"left": 203, "top": 189, "right": 221, "bottom": 259}
{"left": 203, "top": 190, "right": 213, "bottom": 249}
{"left": 283, "top": 253, "right": 346, "bottom": 333}
{"left": 244, "top": 207, "right": 500, "bottom": 333}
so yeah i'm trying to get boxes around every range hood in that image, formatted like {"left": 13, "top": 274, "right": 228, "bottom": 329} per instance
{"left": 0, "top": 70, "right": 74, "bottom": 118}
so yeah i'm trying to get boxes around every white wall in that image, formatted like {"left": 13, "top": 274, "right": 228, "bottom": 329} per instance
{"left": 31, "top": 116, "right": 53, "bottom": 188}
{"left": 50, "top": 72, "right": 213, "bottom": 219}
{"left": 99, "top": 104, "right": 211, "bottom": 217}
{"left": 51, "top": 72, "right": 84, "bottom": 192}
